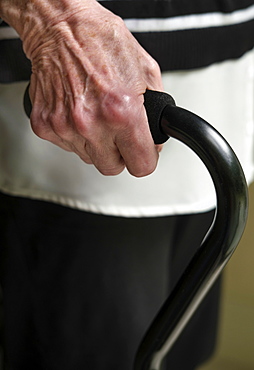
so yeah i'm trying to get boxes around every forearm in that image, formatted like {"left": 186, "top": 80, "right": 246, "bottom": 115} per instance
{"left": 0, "top": 0, "right": 94, "bottom": 27}
{"left": 0, "top": 0, "right": 100, "bottom": 57}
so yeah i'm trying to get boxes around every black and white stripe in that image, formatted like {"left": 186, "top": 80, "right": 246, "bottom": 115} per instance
{"left": 1, "top": 0, "right": 254, "bottom": 82}
{"left": 124, "top": 3, "right": 254, "bottom": 70}
{"left": 100, "top": 0, "right": 254, "bottom": 19}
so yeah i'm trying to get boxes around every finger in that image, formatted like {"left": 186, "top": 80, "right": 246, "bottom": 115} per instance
{"left": 118, "top": 137, "right": 159, "bottom": 177}
{"left": 116, "top": 125, "right": 159, "bottom": 177}
{"left": 114, "top": 101, "right": 159, "bottom": 177}
{"left": 30, "top": 113, "right": 73, "bottom": 152}
{"left": 84, "top": 138, "right": 126, "bottom": 176}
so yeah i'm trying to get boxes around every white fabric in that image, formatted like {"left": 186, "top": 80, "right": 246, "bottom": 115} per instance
{"left": 0, "top": 27, "right": 18, "bottom": 39}
{"left": 0, "top": 50, "right": 254, "bottom": 217}
{"left": 124, "top": 4, "right": 254, "bottom": 32}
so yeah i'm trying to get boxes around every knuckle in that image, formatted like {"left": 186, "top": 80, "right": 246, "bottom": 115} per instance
{"left": 30, "top": 109, "right": 68, "bottom": 139}
{"left": 71, "top": 108, "right": 90, "bottom": 137}
{"left": 144, "top": 58, "right": 162, "bottom": 85}
{"left": 147, "top": 57, "right": 161, "bottom": 76}
{"left": 101, "top": 91, "right": 137, "bottom": 129}
{"left": 151, "top": 58, "right": 161, "bottom": 75}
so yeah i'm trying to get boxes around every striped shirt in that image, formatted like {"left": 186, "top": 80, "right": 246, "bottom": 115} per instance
{"left": 1, "top": 1, "right": 254, "bottom": 81}
{"left": 0, "top": 1, "right": 253, "bottom": 216}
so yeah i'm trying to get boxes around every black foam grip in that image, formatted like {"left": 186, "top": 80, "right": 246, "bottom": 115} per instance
{"left": 144, "top": 90, "right": 175, "bottom": 144}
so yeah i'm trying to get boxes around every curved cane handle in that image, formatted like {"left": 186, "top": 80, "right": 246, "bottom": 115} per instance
{"left": 134, "top": 90, "right": 248, "bottom": 370}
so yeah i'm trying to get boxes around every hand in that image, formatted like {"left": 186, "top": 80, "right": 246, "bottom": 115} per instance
{"left": 0, "top": 0, "right": 163, "bottom": 176}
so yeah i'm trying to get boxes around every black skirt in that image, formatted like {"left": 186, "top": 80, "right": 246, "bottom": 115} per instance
{"left": 0, "top": 191, "right": 219, "bottom": 370}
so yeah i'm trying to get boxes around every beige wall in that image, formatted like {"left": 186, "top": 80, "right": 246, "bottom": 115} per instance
{"left": 200, "top": 183, "right": 254, "bottom": 370}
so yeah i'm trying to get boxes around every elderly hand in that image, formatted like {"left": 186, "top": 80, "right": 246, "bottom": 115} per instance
{"left": 0, "top": 0, "right": 163, "bottom": 176}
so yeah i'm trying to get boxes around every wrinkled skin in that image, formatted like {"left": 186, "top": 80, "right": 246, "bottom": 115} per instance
{"left": 0, "top": 0, "right": 163, "bottom": 176}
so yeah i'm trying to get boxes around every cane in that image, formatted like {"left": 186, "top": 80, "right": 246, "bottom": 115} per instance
{"left": 24, "top": 87, "right": 248, "bottom": 370}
